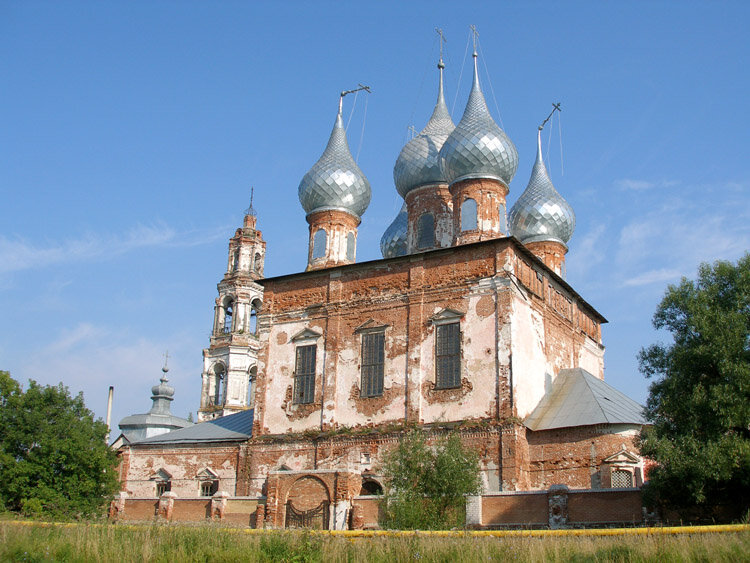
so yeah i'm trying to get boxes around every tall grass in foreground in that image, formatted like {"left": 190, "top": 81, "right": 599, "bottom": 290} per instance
{"left": 0, "top": 522, "right": 748, "bottom": 563}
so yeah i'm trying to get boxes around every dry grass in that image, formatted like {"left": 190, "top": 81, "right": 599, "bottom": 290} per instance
{"left": 0, "top": 521, "right": 748, "bottom": 562}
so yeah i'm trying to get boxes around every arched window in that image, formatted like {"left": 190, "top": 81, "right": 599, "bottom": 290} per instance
{"left": 461, "top": 198, "right": 477, "bottom": 231}
{"left": 233, "top": 251, "right": 240, "bottom": 272}
{"left": 254, "top": 252, "right": 262, "bottom": 273}
{"left": 346, "top": 232, "right": 356, "bottom": 261}
{"left": 212, "top": 364, "right": 225, "bottom": 405}
{"left": 417, "top": 213, "right": 435, "bottom": 249}
{"left": 499, "top": 202, "right": 507, "bottom": 234}
{"left": 247, "top": 366, "right": 257, "bottom": 407}
{"left": 223, "top": 300, "right": 234, "bottom": 333}
{"left": 360, "top": 479, "right": 383, "bottom": 496}
{"left": 312, "top": 229, "right": 327, "bottom": 260}
{"left": 249, "top": 299, "right": 261, "bottom": 335}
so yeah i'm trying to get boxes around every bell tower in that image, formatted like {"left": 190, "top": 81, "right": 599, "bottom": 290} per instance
{"left": 198, "top": 191, "right": 265, "bottom": 421}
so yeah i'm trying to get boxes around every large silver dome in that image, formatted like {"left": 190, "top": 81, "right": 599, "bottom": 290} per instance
{"left": 298, "top": 100, "right": 371, "bottom": 219}
{"left": 509, "top": 129, "right": 575, "bottom": 245}
{"left": 380, "top": 201, "right": 408, "bottom": 258}
{"left": 393, "top": 62, "right": 455, "bottom": 198}
{"left": 439, "top": 54, "right": 518, "bottom": 186}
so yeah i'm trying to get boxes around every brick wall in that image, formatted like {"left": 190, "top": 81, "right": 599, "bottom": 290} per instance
{"left": 482, "top": 492, "right": 548, "bottom": 526}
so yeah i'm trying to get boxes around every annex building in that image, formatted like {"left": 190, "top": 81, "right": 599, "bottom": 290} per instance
{"left": 113, "top": 47, "right": 648, "bottom": 529}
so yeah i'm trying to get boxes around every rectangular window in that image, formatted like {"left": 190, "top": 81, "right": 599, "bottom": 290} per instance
{"left": 361, "top": 331, "right": 385, "bottom": 397}
{"left": 435, "top": 322, "right": 461, "bottom": 389}
{"left": 293, "top": 344, "right": 316, "bottom": 404}
{"left": 156, "top": 481, "right": 170, "bottom": 496}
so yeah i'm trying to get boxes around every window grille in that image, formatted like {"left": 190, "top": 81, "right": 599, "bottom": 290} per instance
{"left": 417, "top": 213, "right": 435, "bottom": 249}
{"left": 435, "top": 322, "right": 461, "bottom": 389}
{"left": 361, "top": 331, "right": 385, "bottom": 397}
{"left": 611, "top": 469, "right": 633, "bottom": 488}
{"left": 294, "top": 345, "right": 316, "bottom": 404}
{"left": 156, "top": 481, "right": 170, "bottom": 496}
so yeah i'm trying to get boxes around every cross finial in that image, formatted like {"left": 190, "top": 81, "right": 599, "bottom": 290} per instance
{"left": 470, "top": 25, "right": 479, "bottom": 56}
{"left": 162, "top": 351, "right": 170, "bottom": 374}
{"left": 408, "top": 125, "right": 418, "bottom": 139}
{"left": 250, "top": 186, "right": 254, "bottom": 208}
{"left": 539, "top": 102, "right": 562, "bottom": 131}
{"left": 435, "top": 27, "right": 447, "bottom": 68}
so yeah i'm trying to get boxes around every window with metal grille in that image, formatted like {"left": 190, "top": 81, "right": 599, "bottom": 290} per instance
{"left": 417, "top": 213, "right": 435, "bottom": 249}
{"left": 435, "top": 322, "right": 461, "bottom": 389}
{"left": 360, "top": 331, "right": 385, "bottom": 397}
{"left": 611, "top": 469, "right": 633, "bottom": 488}
{"left": 156, "top": 481, "right": 170, "bottom": 496}
{"left": 293, "top": 344, "right": 316, "bottom": 404}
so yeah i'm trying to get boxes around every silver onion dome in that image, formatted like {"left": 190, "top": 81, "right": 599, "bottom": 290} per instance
{"left": 439, "top": 52, "right": 518, "bottom": 186}
{"left": 380, "top": 201, "right": 408, "bottom": 258}
{"left": 393, "top": 60, "right": 455, "bottom": 198}
{"left": 298, "top": 98, "right": 372, "bottom": 219}
{"left": 509, "top": 129, "right": 575, "bottom": 245}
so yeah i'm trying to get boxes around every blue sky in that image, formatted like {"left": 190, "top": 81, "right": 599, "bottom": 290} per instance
{"left": 2, "top": 2, "right": 749, "bottom": 429}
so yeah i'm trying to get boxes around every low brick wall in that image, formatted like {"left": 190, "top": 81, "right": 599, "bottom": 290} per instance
{"left": 115, "top": 497, "right": 262, "bottom": 525}
{"left": 482, "top": 491, "right": 548, "bottom": 527}
{"left": 567, "top": 489, "right": 642, "bottom": 525}
{"left": 114, "top": 488, "right": 644, "bottom": 529}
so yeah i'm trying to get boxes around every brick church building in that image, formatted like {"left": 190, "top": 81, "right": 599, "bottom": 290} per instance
{"left": 113, "top": 46, "right": 647, "bottom": 529}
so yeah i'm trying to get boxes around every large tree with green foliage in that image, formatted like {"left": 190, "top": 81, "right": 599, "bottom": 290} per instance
{"left": 379, "top": 429, "right": 481, "bottom": 529}
{"left": 638, "top": 254, "right": 750, "bottom": 516}
{"left": 0, "top": 371, "right": 119, "bottom": 518}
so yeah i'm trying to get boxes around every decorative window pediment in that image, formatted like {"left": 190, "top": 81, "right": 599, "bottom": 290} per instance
{"left": 603, "top": 449, "right": 640, "bottom": 465}
{"left": 354, "top": 319, "right": 389, "bottom": 333}
{"left": 197, "top": 468, "right": 219, "bottom": 480}
{"left": 291, "top": 328, "right": 322, "bottom": 342}
{"left": 151, "top": 468, "right": 172, "bottom": 481}
{"left": 429, "top": 308, "right": 465, "bottom": 325}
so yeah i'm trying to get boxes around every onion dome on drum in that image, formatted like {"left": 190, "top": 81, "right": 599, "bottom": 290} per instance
{"left": 380, "top": 201, "right": 408, "bottom": 258}
{"left": 438, "top": 52, "right": 518, "bottom": 186}
{"left": 393, "top": 60, "right": 455, "bottom": 197}
{"left": 298, "top": 98, "right": 371, "bottom": 220}
{"left": 509, "top": 128, "right": 575, "bottom": 245}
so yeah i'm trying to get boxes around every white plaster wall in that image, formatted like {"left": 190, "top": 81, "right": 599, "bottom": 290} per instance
{"left": 420, "top": 293, "right": 498, "bottom": 424}
{"left": 510, "top": 293, "right": 549, "bottom": 419}
{"left": 262, "top": 320, "right": 325, "bottom": 434}
{"left": 578, "top": 335, "right": 605, "bottom": 380}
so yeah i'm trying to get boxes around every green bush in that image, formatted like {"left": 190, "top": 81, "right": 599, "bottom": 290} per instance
{"left": 379, "top": 429, "right": 481, "bottom": 530}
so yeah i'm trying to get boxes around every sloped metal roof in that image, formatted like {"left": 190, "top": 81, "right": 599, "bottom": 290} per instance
{"left": 132, "top": 409, "right": 253, "bottom": 445}
{"left": 524, "top": 368, "right": 646, "bottom": 431}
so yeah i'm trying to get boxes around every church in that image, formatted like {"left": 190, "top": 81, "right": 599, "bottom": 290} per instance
{"left": 113, "top": 43, "right": 648, "bottom": 529}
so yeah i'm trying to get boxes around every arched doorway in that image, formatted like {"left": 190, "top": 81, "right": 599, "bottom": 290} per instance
{"left": 285, "top": 476, "right": 330, "bottom": 529}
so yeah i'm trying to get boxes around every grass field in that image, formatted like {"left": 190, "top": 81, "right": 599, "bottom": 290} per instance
{"left": 1, "top": 521, "right": 748, "bottom": 562}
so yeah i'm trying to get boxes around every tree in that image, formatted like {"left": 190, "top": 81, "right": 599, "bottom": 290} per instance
{"left": 0, "top": 371, "right": 120, "bottom": 518}
{"left": 379, "top": 429, "right": 481, "bottom": 529}
{"left": 638, "top": 254, "right": 750, "bottom": 517}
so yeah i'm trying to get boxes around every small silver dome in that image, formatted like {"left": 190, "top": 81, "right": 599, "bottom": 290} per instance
{"left": 509, "top": 129, "right": 575, "bottom": 245}
{"left": 393, "top": 62, "right": 455, "bottom": 197}
{"left": 298, "top": 99, "right": 371, "bottom": 219}
{"left": 439, "top": 53, "right": 518, "bottom": 186}
{"left": 380, "top": 201, "right": 408, "bottom": 258}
